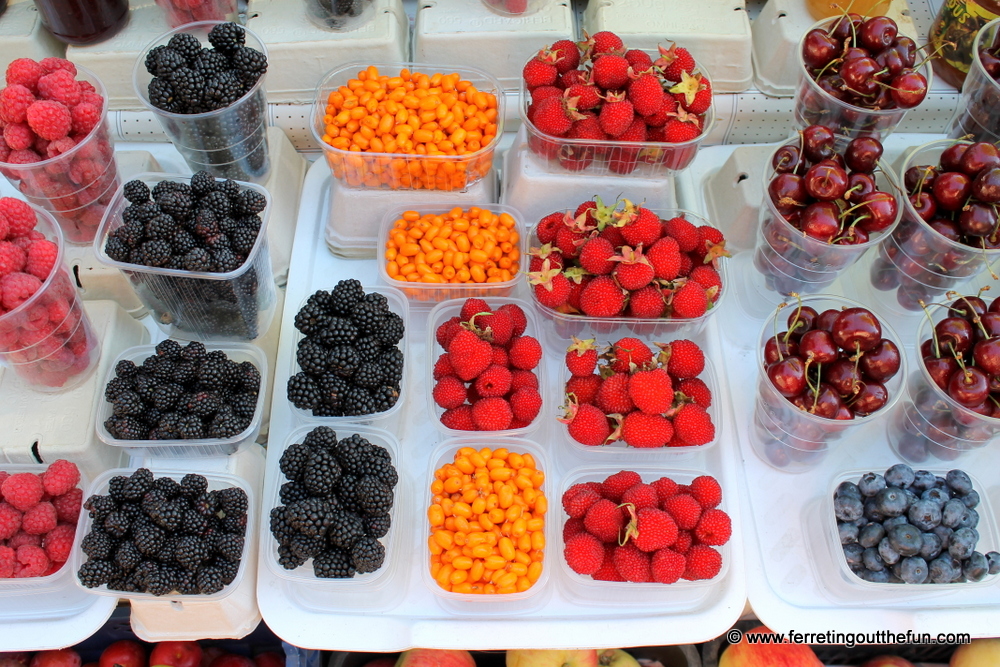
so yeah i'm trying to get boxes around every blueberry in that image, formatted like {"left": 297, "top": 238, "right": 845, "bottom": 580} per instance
{"left": 863, "top": 547, "right": 885, "bottom": 571}
{"left": 879, "top": 537, "right": 901, "bottom": 565}
{"left": 945, "top": 469, "right": 973, "bottom": 495}
{"left": 963, "top": 551, "right": 989, "bottom": 582}
{"left": 959, "top": 508, "right": 979, "bottom": 530}
{"left": 911, "top": 470, "right": 938, "bottom": 492}
{"left": 859, "top": 522, "right": 885, "bottom": 549}
{"left": 929, "top": 555, "right": 962, "bottom": 583}
{"left": 935, "top": 475, "right": 948, "bottom": 488}
{"left": 920, "top": 532, "right": 942, "bottom": 561}
{"left": 888, "top": 523, "right": 923, "bottom": 557}
{"left": 986, "top": 551, "right": 1000, "bottom": 575}
{"left": 843, "top": 543, "right": 865, "bottom": 567}
{"left": 839, "top": 521, "right": 859, "bottom": 545}
{"left": 883, "top": 515, "right": 909, "bottom": 530}
{"left": 948, "top": 527, "right": 979, "bottom": 560}
{"left": 834, "top": 495, "right": 864, "bottom": 523}
{"left": 835, "top": 481, "right": 862, "bottom": 499}
{"left": 863, "top": 497, "right": 885, "bottom": 522}
{"left": 858, "top": 472, "right": 886, "bottom": 497}
{"left": 874, "top": 487, "right": 908, "bottom": 517}
{"left": 898, "top": 556, "right": 929, "bottom": 584}
{"left": 920, "top": 487, "right": 949, "bottom": 504}
{"left": 932, "top": 525, "right": 954, "bottom": 549}
{"left": 961, "top": 490, "right": 980, "bottom": 509}
{"left": 941, "top": 498, "right": 967, "bottom": 528}
{"left": 885, "top": 463, "right": 916, "bottom": 489}
{"left": 902, "top": 488, "right": 919, "bottom": 509}
{"left": 908, "top": 499, "right": 943, "bottom": 531}
{"left": 861, "top": 568, "right": 892, "bottom": 583}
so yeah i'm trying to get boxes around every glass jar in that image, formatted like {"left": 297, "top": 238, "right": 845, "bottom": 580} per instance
{"left": 929, "top": 0, "right": 1000, "bottom": 88}
{"left": 32, "top": 0, "right": 130, "bottom": 45}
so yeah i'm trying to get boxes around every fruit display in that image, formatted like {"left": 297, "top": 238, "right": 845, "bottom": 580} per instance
{"left": 561, "top": 471, "right": 730, "bottom": 583}
{"left": 430, "top": 298, "right": 543, "bottom": 432}
{"left": 286, "top": 281, "right": 404, "bottom": 418}
{"left": 154, "top": 0, "right": 238, "bottom": 28}
{"left": 522, "top": 32, "right": 712, "bottom": 175}
{"left": 832, "top": 464, "right": 1000, "bottom": 584}
{"left": 757, "top": 126, "right": 901, "bottom": 296}
{"left": 870, "top": 140, "right": 1000, "bottom": 312}
{"left": 100, "top": 340, "right": 262, "bottom": 443}
{"left": 560, "top": 337, "right": 716, "bottom": 449}
{"left": 270, "top": 426, "right": 397, "bottom": 578}
{"left": 796, "top": 14, "right": 929, "bottom": 138}
{"left": 0, "top": 461, "right": 82, "bottom": 578}
{"left": 315, "top": 64, "right": 500, "bottom": 190}
{"left": 0, "top": 58, "right": 118, "bottom": 244}
{"left": 76, "top": 468, "right": 249, "bottom": 596}
{"left": 99, "top": 173, "right": 273, "bottom": 340}
{"left": 4, "top": 635, "right": 287, "bottom": 667}
{"left": 427, "top": 445, "right": 546, "bottom": 594}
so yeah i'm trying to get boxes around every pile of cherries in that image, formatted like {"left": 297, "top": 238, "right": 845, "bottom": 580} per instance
{"left": 767, "top": 124, "right": 898, "bottom": 244}
{"left": 801, "top": 14, "right": 929, "bottom": 111}
{"left": 764, "top": 302, "right": 901, "bottom": 419}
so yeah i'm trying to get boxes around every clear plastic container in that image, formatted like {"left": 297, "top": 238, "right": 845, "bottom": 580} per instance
{"left": 794, "top": 18, "right": 933, "bottom": 141}
{"left": 94, "top": 172, "right": 277, "bottom": 342}
{"left": 421, "top": 437, "right": 553, "bottom": 613}
{"left": 288, "top": 285, "right": 409, "bottom": 425}
{"left": 312, "top": 62, "right": 503, "bottom": 191}
{"left": 425, "top": 297, "right": 546, "bottom": 438}
{"left": 71, "top": 467, "right": 254, "bottom": 602}
{"left": 751, "top": 295, "right": 907, "bottom": 473}
{"left": 948, "top": 18, "right": 1000, "bottom": 144}
{"left": 0, "top": 205, "right": 101, "bottom": 392}
{"left": 263, "top": 424, "right": 407, "bottom": 612}
{"left": 526, "top": 209, "right": 728, "bottom": 341}
{"left": 133, "top": 22, "right": 271, "bottom": 184}
{"left": 305, "top": 0, "right": 376, "bottom": 31}
{"left": 94, "top": 342, "right": 268, "bottom": 457}
{"left": 154, "top": 0, "right": 240, "bottom": 28}
{"left": 377, "top": 203, "right": 527, "bottom": 303}
{"left": 520, "top": 60, "right": 715, "bottom": 177}
{"left": 555, "top": 466, "right": 732, "bottom": 606}
{"left": 0, "top": 66, "right": 120, "bottom": 245}
{"left": 479, "top": 0, "right": 549, "bottom": 16}
{"left": 823, "top": 467, "right": 999, "bottom": 590}
{"left": 868, "top": 139, "right": 1000, "bottom": 314}
{"left": 754, "top": 139, "right": 904, "bottom": 298}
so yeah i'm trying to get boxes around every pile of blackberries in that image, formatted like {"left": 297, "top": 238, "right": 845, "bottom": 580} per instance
{"left": 270, "top": 426, "right": 397, "bottom": 578}
{"left": 103, "top": 340, "right": 261, "bottom": 444}
{"left": 286, "top": 280, "right": 405, "bottom": 417}
{"left": 77, "top": 469, "right": 248, "bottom": 596}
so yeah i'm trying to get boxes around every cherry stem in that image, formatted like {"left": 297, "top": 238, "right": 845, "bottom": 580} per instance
{"left": 919, "top": 299, "right": 942, "bottom": 359}
{"left": 773, "top": 301, "right": 789, "bottom": 361}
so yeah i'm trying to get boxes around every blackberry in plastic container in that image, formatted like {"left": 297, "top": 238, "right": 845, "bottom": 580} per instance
{"left": 307, "top": 0, "right": 373, "bottom": 30}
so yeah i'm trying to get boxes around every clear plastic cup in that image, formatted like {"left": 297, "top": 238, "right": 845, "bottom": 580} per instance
{"left": 867, "top": 139, "right": 1000, "bottom": 313}
{"left": 0, "top": 205, "right": 100, "bottom": 392}
{"left": 93, "top": 173, "right": 277, "bottom": 342}
{"left": 133, "top": 22, "right": 271, "bottom": 184}
{"left": 947, "top": 18, "right": 1000, "bottom": 144}
{"left": 520, "top": 59, "right": 715, "bottom": 177}
{"left": 751, "top": 295, "right": 906, "bottom": 473}
{"left": 312, "top": 63, "right": 503, "bottom": 191}
{"left": 154, "top": 0, "right": 240, "bottom": 28}
{"left": 305, "top": 0, "right": 376, "bottom": 30}
{"left": 794, "top": 17, "right": 933, "bottom": 141}
{"left": 753, "top": 138, "right": 904, "bottom": 298}
{"left": 480, "top": 0, "right": 549, "bottom": 16}
{"left": 0, "top": 66, "right": 120, "bottom": 245}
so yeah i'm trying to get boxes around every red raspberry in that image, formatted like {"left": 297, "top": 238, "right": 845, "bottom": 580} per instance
{"left": 628, "top": 368, "right": 673, "bottom": 415}
{"left": 673, "top": 403, "right": 715, "bottom": 446}
{"left": 0, "top": 545, "right": 14, "bottom": 577}
{"left": 52, "top": 487, "right": 82, "bottom": 524}
{"left": 1, "top": 472, "right": 43, "bottom": 511}
{"left": 508, "top": 336, "right": 542, "bottom": 371}
{"left": 0, "top": 136, "right": 8, "bottom": 164}
{"left": 46, "top": 136, "right": 77, "bottom": 158}
{"left": 651, "top": 548, "right": 686, "bottom": 584}
{"left": 565, "top": 337, "right": 598, "bottom": 376}
{"left": 42, "top": 523, "right": 75, "bottom": 563}
{"left": 6, "top": 59, "right": 45, "bottom": 92}
{"left": 497, "top": 303, "right": 527, "bottom": 338}
{"left": 673, "top": 530, "right": 693, "bottom": 554}
{"left": 664, "top": 339, "right": 705, "bottom": 379}
{"left": 37, "top": 70, "right": 81, "bottom": 108}
{"left": 671, "top": 281, "right": 708, "bottom": 319}
{"left": 583, "top": 498, "right": 625, "bottom": 543}
{"left": 0, "top": 241, "right": 27, "bottom": 275}
{"left": 566, "top": 374, "right": 601, "bottom": 405}
{"left": 601, "top": 470, "right": 642, "bottom": 503}
{"left": 34, "top": 136, "right": 50, "bottom": 155}
{"left": 613, "top": 543, "right": 652, "bottom": 582}
{"left": 662, "top": 216, "right": 699, "bottom": 252}
{"left": 622, "top": 411, "right": 674, "bottom": 448}
{"left": 1, "top": 272, "right": 42, "bottom": 310}
{"left": 596, "top": 372, "right": 633, "bottom": 415}
{"left": 15, "top": 544, "right": 49, "bottom": 578}
{"left": 510, "top": 369, "right": 539, "bottom": 392}
{"left": 3, "top": 122, "right": 35, "bottom": 151}
{"left": 25, "top": 239, "right": 57, "bottom": 281}
{"left": 563, "top": 516, "right": 585, "bottom": 542}
{"left": 459, "top": 297, "right": 490, "bottom": 322}
{"left": 621, "top": 483, "right": 659, "bottom": 511}
{"left": 694, "top": 508, "right": 732, "bottom": 546}
{"left": 39, "top": 58, "right": 77, "bottom": 76}
{"left": 561, "top": 401, "right": 611, "bottom": 447}
{"left": 471, "top": 397, "right": 513, "bottom": 431}
{"left": 70, "top": 102, "right": 101, "bottom": 136}
{"left": 21, "top": 501, "right": 56, "bottom": 535}
{"left": 592, "top": 543, "right": 624, "bottom": 581}
{"left": 0, "top": 85, "right": 35, "bottom": 124}
{"left": 677, "top": 378, "right": 712, "bottom": 408}
{"left": 0, "top": 502, "right": 22, "bottom": 540}
{"left": 9, "top": 531, "right": 41, "bottom": 549}
{"left": 563, "top": 531, "right": 605, "bottom": 575}
{"left": 683, "top": 544, "right": 722, "bottom": 581}
{"left": 608, "top": 337, "right": 653, "bottom": 373}
{"left": 562, "top": 483, "right": 602, "bottom": 519}
{"left": 0, "top": 471, "right": 11, "bottom": 486}
{"left": 474, "top": 364, "right": 512, "bottom": 398}
{"left": 41, "top": 460, "right": 80, "bottom": 497}
{"left": 651, "top": 477, "right": 679, "bottom": 504}
{"left": 432, "top": 353, "right": 455, "bottom": 380}
{"left": 630, "top": 507, "right": 678, "bottom": 553}
{"left": 5, "top": 149, "right": 41, "bottom": 165}
{"left": 689, "top": 475, "right": 722, "bottom": 509}
{"left": 490, "top": 345, "right": 508, "bottom": 367}
{"left": 432, "top": 376, "right": 466, "bottom": 410}
{"left": 509, "top": 387, "right": 542, "bottom": 423}
{"left": 69, "top": 158, "right": 103, "bottom": 186}
{"left": 476, "top": 309, "right": 514, "bottom": 346}
{"left": 25, "top": 101, "right": 71, "bottom": 141}
{"left": 0, "top": 198, "right": 37, "bottom": 237}
{"left": 662, "top": 493, "right": 702, "bottom": 530}
{"left": 440, "top": 405, "right": 475, "bottom": 431}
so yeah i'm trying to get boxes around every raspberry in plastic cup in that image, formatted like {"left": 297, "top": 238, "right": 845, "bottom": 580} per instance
{"left": 0, "top": 204, "right": 100, "bottom": 392}
{"left": 0, "top": 65, "right": 120, "bottom": 245}
{"left": 154, "top": 0, "right": 239, "bottom": 28}
{"left": 947, "top": 18, "right": 1000, "bottom": 144}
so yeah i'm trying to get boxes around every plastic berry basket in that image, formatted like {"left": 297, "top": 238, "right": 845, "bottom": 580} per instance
{"left": 94, "top": 342, "right": 268, "bottom": 458}
{"left": 819, "top": 467, "right": 999, "bottom": 594}
{"left": 70, "top": 467, "right": 254, "bottom": 603}
{"left": 93, "top": 172, "right": 277, "bottom": 342}
{"left": 376, "top": 203, "right": 529, "bottom": 304}
{"left": 519, "top": 57, "right": 716, "bottom": 178}
{"left": 420, "top": 436, "right": 555, "bottom": 614}
{"left": 311, "top": 62, "right": 504, "bottom": 191}
{"left": 555, "top": 465, "right": 732, "bottom": 607}
{"left": 262, "top": 424, "right": 408, "bottom": 612}
{"left": 425, "top": 297, "right": 548, "bottom": 439}
{"left": 287, "top": 285, "right": 409, "bottom": 427}
{"left": 0, "top": 463, "right": 89, "bottom": 596}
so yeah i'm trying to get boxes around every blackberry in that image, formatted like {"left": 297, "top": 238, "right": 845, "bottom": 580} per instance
{"left": 352, "top": 362, "right": 383, "bottom": 389}
{"left": 340, "top": 386, "right": 376, "bottom": 417}
{"left": 177, "top": 415, "right": 205, "bottom": 439}
{"left": 217, "top": 215, "right": 239, "bottom": 235}
{"left": 315, "top": 317, "right": 358, "bottom": 347}
{"left": 152, "top": 48, "right": 187, "bottom": 78}
{"left": 132, "top": 560, "right": 160, "bottom": 588}
{"left": 230, "top": 226, "right": 257, "bottom": 255}
{"left": 171, "top": 361, "right": 197, "bottom": 386}
{"left": 103, "top": 510, "right": 130, "bottom": 538}
{"left": 106, "top": 416, "right": 149, "bottom": 440}
{"left": 140, "top": 239, "right": 173, "bottom": 267}
{"left": 204, "top": 71, "right": 244, "bottom": 110}
{"left": 123, "top": 468, "right": 154, "bottom": 500}
{"left": 198, "top": 356, "right": 232, "bottom": 388}
{"left": 167, "top": 32, "right": 203, "bottom": 62}
{"left": 148, "top": 81, "right": 180, "bottom": 113}
{"left": 295, "top": 296, "right": 333, "bottom": 336}
{"left": 148, "top": 566, "right": 179, "bottom": 596}
{"left": 209, "top": 408, "right": 247, "bottom": 438}
{"left": 219, "top": 487, "right": 248, "bottom": 517}
{"left": 313, "top": 548, "right": 356, "bottom": 579}
{"left": 220, "top": 512, "right": 247, "bottom": 535}
{"left": 287, "top": 373, "right": 320, "bottom": 410}
{"left": 175, "top": 536, "right": 211, "bottom": 571}
{"left": 123, "top": 180, "right": 151, "bottom": 205}
{"left": 230, "top": 393, "right": 257, "bottom": 419}
{"left": 302, "top": 426, "right": 338, "bottom": 451}
{"left": 269, "top": 506, "right": 295, "bottom": 545}
{"left": 192, "top": 208, "right": 219, "bottom": 237}
{"left": 303, "top": 450, "right": 342, "bottom": 497}
{"left": 207, "top": 22, "right": 246, "bottom": 53}
{"left": 104, "top": 376, "right": 134, "bottom": 401}
{"left": 370, "top": 459, "right": 399, "bottom": 489}
{"left": 376, "top": 312, "right": 405, "bottom": 346}
{"left": 280, "top": 482, "right": 310, "bottom": 505}
{"left": 149, "top": 499, "right": 185, "bottom": 532}
{"left": 158, "top": 535, "right": 180, "bottom": 564}
{"left": 278, "top": 543, "right": 307, "bottom": 570}
{"left": 327, "top": 345, "right": 360, "bottom": 377}
{"left": 186, "top": 390, "right": 222, "bottom": 417}
{"left": 279, "top": 442, "right": 310, "bottom": 480}
{"left": 144, "top": 214, "right": 176, "bottom": 241}
{"left": 78, "top": 560, "right": 120, "bottom": 588}
{"left": 334, "top": 434, "right": 374, "bottom": 476}
{"left": 330, "top": 280, "right": 365, "bottom": 315}
{"left": 363, "top": 292, "right": 389, "bottom": 310}
{"left": 379, "top": 348, "right": 403, "bottom": 385}
{"left": 364, "top": 513, "right": 391, "bottom": 539}
{"left": 357, "top": 476, "right": 393, "bottom": 517}
{"left": 85, "top": 493, "right": 118, "bottom": 524}
{"left": 193, "top": 50, "right": 229, "bottom": 78}
{"left": 352, "top": 336, "right": 383, "bottom": 364}
{"left": 81, "top": 530, "right": 116, "bottom": 560}
{"left": 156, "top": 189, "right": 195, "bottom": 222}
{"left": 105, "top": 237, "right": 131, "bottom": 262}
{"left": 289, "top": 534, "right": 325, "bottom": 560}
{"left": 168, "top": 67, "right": 205, "bottom": 106}
{"left": 133, "top": 374, "right": 158, "bottom": 402}
{"left": 234, "top": 189, "right": 267, "bottom": 215}
{"left": 238, "top": 214, "right": 262, "bottom": 234}
{"left": 118, "top": 501, "right": 143, "bottom": 523}
{"left": 176, "top": 568, "right": 201, "bottom": 595}
{"left": 114, "top": 541, "right": 142, "bottom": 572}
{"left": 350, "top": 536, "right": 385, "bottom": 573}
{"left": 351, "top": 301, "right": 386, "bottom": 336}
{"left": 183, "top": 247, "right": 214, "bottom": 272}
{"left": 297, "top": 339, "right": 331, "bottom": 376}
{"left": 218, "top": 558, "right": 240, "bottom": 585}
{"left": 230, "top": 45, "right": 267, "bottom": 78}
{"left": 153, "top": 475, "right": 182, "bottom": 498}
{"left": 155, "top": 338, "right": 183, "bottom": 360}
{"left": 178, "top": 474, "right": 208, "bottom": 498}
{"left": 151, "top": 383, "right": 183, "bottom": 411}
{"left": 113, "top": 390, "right": 145, "bottom": 417}
{"left": 285, "top": 498, "right": 334, "bottom": 537}
{"left": 335, "top": 474, "right": 360, "bottom": 513}
{"left": 180, "top": 341, "right": 207, "bottom": 363}
{"left": 182, "top": 508, "right": 211, "bottom": 535}
{"left": 237, "top": 361, "right": 261, "bottom": 392}
{"left": 108, "top": 476, "right": 128, "bottom": 501}
{"left": 216, "top": 533, "right": 245, "bottom": 562}
{"left": 218, "top": 180, "right": 241, "bottom": 199}
{"left": 372, "top": 385, "right": 400, "bottom": 413}
{"left": 134, "top": 201, "right": 161, "bottom": 223}
{"left": 145, "top": 45, "right": 168, "bottom": 75}
{"left": 326, "top": 510, "right": 366, "bottom": 550}
{"left": 212, "top": 247, "right": 242, "bottom": 272}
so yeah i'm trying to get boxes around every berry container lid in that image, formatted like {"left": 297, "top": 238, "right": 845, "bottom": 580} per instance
{"left": 311, "top": 62, "right": 504, "bottom": 191}
{"left": 93, "top": 172, "right": 278, "bottom": 342}
{"left": 287, "top": 285, "right": 409, "bottom": 428}
{"left": 420, "top": 436, "right": 554, "bottom": 613}
{"left": 554, "top": 465, "right": 733, "bottom": 607}
{"left": 94, "top": 342, "right": 268, "bottom": 458}
{"left": 376, "top": 203, "right": 529, "bottom": 304}
{"left": 425, "top": 296, "right": 548, "bottom": 439}
{"left": 70, "top": 467, "right": 254, "bottom": 603}
{"left": 526, "top": 208, "right": 729, "bottom": 343}
{"left": 818, "top": 467, "right": 999, "bottom": 597}
{"left": 262, "top": 424, "right": 408, "bottom": 612}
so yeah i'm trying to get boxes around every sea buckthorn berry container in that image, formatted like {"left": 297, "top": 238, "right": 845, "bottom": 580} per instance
{"left": 154, "top": 0, "right": 240, "bottom": 28}
{"left": 948, "top": 18, "right": 1000, "bottom": 143}
{"left": 0, "top": 205, "right": 100, "bottom": 392}
{"left": 312, "top": 63, "right": 503, "bottom": 191}
{"left": 305, "top": 0, "right": 376, "bottom": 31}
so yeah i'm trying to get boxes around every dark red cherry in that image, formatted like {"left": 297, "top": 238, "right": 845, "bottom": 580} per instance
{"left": 786, "top": 305, "right": 818, "bottom": 335}
{"left": 959, "top": 202, "right": 998, "bottom": 237}
{"left": 949, "top": 295, "right": 988, "bottom": 321}
{"left": 856, "top": 190, "right": 899, "bottom": 233}
{"left": 825, "top": 358, "right": 862, "bottom": 396}
{"left": 981, "top": 49, "right": 1000, "bottom": 77}
{"left": 932, "top": 172, "right": 972, "bottom": 211}
{"left": 800, "top": 201, "right": 842, "bottom": 241}
{"left": 841, "top": 57, "right": 882, "bottom": 96}
{"left": 834, "top": 404, "right": 856, "bottom": 420}
{"left": 850, "top": 380, "right": 889, "bottom": 415}
{"left": 924, "top": 355, "right": 959, "bottom": 390}
{"left": 895, "top": 35, "right": 917, "bottom": 67}
{"left": 890, "top": 69, "right": 928, "bottom": 108}
{"left": 859, "top": 338, "right": 901, "bottom": 382}
{"left": 803, "top": 29, "right": 842, "bottom": 69}
{"left": 799, "top": 329, "right": 840, "bottom": 364}
{"left": 940, "top": 143, "right": 970, "bottom": 172}
{"left": 844, "top": 136, "right": 883, "bottom": 173}
{"left": 948, "top": 367, "right": 991, "bottom": 407}
{"left": 859, "top": 15, "right": 898, "bottom": 52}
{"left": 801, "top": 125, "right": 836, "bottom": 163}
{"left": 767, "top": 357, "right": 808, "bottom": 397}
{"left": 816, "top": 308, "right": 841, "bottom": 331}
{"left": 935, "top": 316, "right": 974, "bottom": 354}
{"left": 804, "top": 162, "right": 849, "bottom": 201}
{"left": 980, "top": 311, "right": 1000, "bottom": 337}
{"left": 875, "top": 47, "right": 906, "bottom": 79}
{"left": 768, "top": 173, "right": 808, "bottom": 215}
{"left": 830, "top": 13, "right": 864, "bottom": 42}
{"left": 846, "top": 172, "right": 876, "bottom": 204}
{"left": 835, "top": 225, "right": 870, "bottom": 245}
{"left": 764, "top": 333, "right": 799, "bottom": 364}
{"left": 971, "top": 167, "right": 1000, "bottom": 203}
{"left": 958, "top": 141, "right": 1000, "bottom": 176}
{"left": 832, "top": 307, "right": 882, "bottom": 352}
{"left": 908, "top": 191, "right": 937, "bottom": 221}
{"left": 905, "top": 164, "right": 939, "bottom": 192}
{"left": 772, "top": 145, "right": 802, "bottom": 174}
{"left": 929, "top": 218, "right": 962, "bottom": 242}
{"left": 809, "top": 382, "right": 845, "bottom": 418}
{"left": 973, "top": 337, "right": 1000, "bottom": 375}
